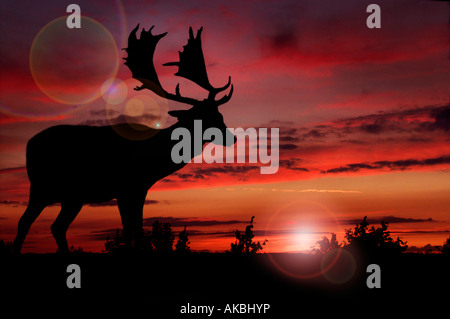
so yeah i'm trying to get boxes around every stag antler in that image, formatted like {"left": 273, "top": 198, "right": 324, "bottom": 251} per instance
{"left": 163, "top": 27, "right": 232, "bottom": 102}
{"left": 124, "top": 24, "right": 198, "bottom": 105}
{"left": 124, "top": 24, "right": 233, "bottom": 106}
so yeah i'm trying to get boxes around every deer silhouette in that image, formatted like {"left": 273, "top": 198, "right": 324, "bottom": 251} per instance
{"left": 13, "top": 24, "right": 235, "bottom": 253}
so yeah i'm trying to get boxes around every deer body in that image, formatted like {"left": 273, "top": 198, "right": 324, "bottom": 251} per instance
{"left": 27, "top": 119, "right": 232, "bottom": 202}
{"left": 14, "top": 24, "right": 234, "bottom": 253}
{"left": 26, "top": 124, "right": 180, "bottom": 203}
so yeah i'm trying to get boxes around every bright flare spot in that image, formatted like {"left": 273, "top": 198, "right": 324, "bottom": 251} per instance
{"left": 104, "top": 80, "right": 170, "bottom": 141}
{"left": 124, "top": 97, "right": 145, "bottom": 117}
{"left": 294, "top": 230, "right": 319, "bottom": 252}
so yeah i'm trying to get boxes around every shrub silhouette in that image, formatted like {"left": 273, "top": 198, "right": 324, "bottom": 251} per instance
{"left": 0, "top": 240, "right": 13, "bottom": 255}
{"left": 442, "top": 235, "right": 450, "bottom": 256}
{"left": 69, "top": 245, "right": 84, "bottom": 254}
{"left": 104, "top": 229, "right": 124, "bottom": 253}
{"left": 105, "top": 229, "right": 152, "bottom": 254}
{"left": 344, "top": 216, "right": 407, "bottom": 256}
{"left": 104, "top": 221, "right": 174, "bottom": 254}
{"left": 151, "top": 221, "right": 174, "bottom": 253}
{"left": 311, "top": 233, "right": 341, "bottom": 255}
{"left": 230, "top": 216, "right": 267, "bottom": 254}
{"left": 175, "top": 226, "right": 190, "bottom": 253}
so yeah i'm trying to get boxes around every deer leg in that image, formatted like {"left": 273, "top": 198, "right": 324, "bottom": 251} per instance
{"left": 118, "top": 206, "right": 132, "bottom": 249}
{"left": 117, "top": 193, "right": 146, "bottom": 249}
{"left": 14, "top": 195, "right": 46, "bottom": 254}
{"left": 134, "top": 203, "right": 144, "bottom": 249}
{"left": 51, "top": 202, "right": 83, "bottom": 254}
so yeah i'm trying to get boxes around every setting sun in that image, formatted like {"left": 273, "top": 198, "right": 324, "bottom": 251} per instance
{"left": 294, "top": 231, "right": 319, "bottom": 252}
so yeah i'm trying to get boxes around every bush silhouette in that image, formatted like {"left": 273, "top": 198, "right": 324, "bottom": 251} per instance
{"left": 311, "top": 233, "right": 341, "bottom": 255}
{"left": 442, "top": 235, "right": 450, "bottom": 256}
{"left": 151, "top": 221, "right": 174, "bottom": 253}
{"left": 175, "top": 226, "right": 190, "bottom": 253}
{"left": 104, "top": 229, "right": 124, "bottom": 253}
{"left": 0, "top": 240, "right": 13, "bottom": 255}
{"left": 344, "top": 216, "right": 407, "bottom": 256}
{"left": 104, "top": 221, "right": 174, "bottom": 254}
{"left": 105, "top": 229, "right": 152, "bottom": 254}
{"left": 230, "top": 216, "right": 267, "bottom": 254}
{"left": 69, "top": 245, "right": 84, "bottom": 254}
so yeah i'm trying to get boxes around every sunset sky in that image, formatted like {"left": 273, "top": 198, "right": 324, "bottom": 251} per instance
{"left": 0, "top": 0, "right": 449, "bottom": 253}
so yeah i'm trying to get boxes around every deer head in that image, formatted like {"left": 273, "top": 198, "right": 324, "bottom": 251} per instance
{"left": 124, "top": 24, "right": 236, "bottom": 146}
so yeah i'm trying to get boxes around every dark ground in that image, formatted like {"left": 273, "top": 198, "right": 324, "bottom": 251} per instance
{"left": 1, "top": 252, "right": 448, "bottom": 317}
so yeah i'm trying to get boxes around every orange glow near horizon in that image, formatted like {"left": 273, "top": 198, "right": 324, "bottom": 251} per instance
{"left": 1, "top": 171, "right": 449, "bottom": 253}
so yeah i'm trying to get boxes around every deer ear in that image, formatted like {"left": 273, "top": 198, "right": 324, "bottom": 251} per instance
{"left": 168, "top": 110, "right": 189, "bottom": 119}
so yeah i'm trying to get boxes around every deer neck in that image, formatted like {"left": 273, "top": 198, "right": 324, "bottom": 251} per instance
{"left": 143, "top": 119, "right": 209, "bottom": 164}
{"left": 168, "top": 119, "right": 209, "bottom": 159}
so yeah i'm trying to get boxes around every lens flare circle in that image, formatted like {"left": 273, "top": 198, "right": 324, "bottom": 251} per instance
{"left": 266, "top": 199, "right": 343, "bottom": 279}
{"left": 101, "top": 78, "right": 128, "bottom": 105}
{"left": 30, "top": 16, "right": 119, "bottom": 105}
{"left": 320, "top": 248, "right": 357, "bottom": 284}
{"left": 125, "top": 97, "right": 145, "bottom": 118}
{"left": 105, "top": 79, "right": 169, "bottom": 140}
{"left": 294, "top": 232, "right": 318, "bottom": 252}
{"left": 114, "top": 0, "right": 128, "bottom": 50}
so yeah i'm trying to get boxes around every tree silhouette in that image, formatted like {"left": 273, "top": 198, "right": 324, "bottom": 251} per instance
{"left": 69, "top": 245, "right": 84, "bottom": 254}
{"left": 311, "top": 233, "right": 341, "bottom": 255}
{"left": 344, "top": 216, "right": 407, "bottom": 256}
{"left": 105, "top": 229, "right": 152, "bottom": 254}
{"left": 0, "top": 239, "right": 13, "bottom": 255}
{"left": 151, "top": 221, "right": 174, "bottom": 253}
{"left": 175, "top": 226, "right": 190, "bottom": 253}
{"left": 104, "top": 229, "right": 125, "bottom": 253}
{"left": 442, "top": 235, "right": 450, "bottom": 256}
{"left": 230, "top": 216, "right": 268, "bottom": 254}
{"left": 104, "top": 221, "right": 174, "bottom": 254}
